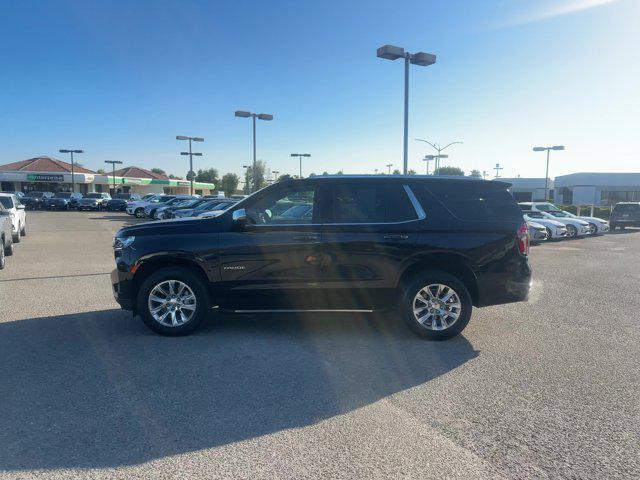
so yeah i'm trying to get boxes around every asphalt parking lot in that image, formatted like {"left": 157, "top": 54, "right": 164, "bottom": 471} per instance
{"left": 0, "top": 211, "right": 638, "bottom": 479}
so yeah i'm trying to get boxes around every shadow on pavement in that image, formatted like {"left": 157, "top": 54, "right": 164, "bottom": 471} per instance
{"left": 0, "top": 309, "right": 478, "bottom": 471}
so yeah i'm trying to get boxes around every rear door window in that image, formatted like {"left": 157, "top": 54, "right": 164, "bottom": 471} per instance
{"left": 326, "top": 183, "right": 418, "bottom": 224}
{"left": 425, "top": 183, "right": 522, "bottom": 221}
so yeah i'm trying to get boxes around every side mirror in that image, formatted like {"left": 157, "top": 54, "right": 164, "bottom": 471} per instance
{"left": 232, "top": 208, "right": 247, "bottom": 230}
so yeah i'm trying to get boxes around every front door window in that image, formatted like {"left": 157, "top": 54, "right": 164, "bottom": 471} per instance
{"left": 246, "top": 187, "right": 316, "bottom": 225}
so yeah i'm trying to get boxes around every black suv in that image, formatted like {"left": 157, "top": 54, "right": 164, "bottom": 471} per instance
{"left": 610, "top": 202, "right": 640, "bottom": 230}
{"left": 111, "top": 176, "right": 531, "bottom": 339}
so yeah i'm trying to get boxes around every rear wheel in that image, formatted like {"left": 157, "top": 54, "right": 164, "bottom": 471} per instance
{"left": 0, "top": 239, "right": 5, "bottom": 269}
{"left": 400, "top": 271, "right": 472, "bottom": 340}
{"left": 13, "top": 225, "right": 21, "bottom": 243}
{"left": 20, "top": 223, "right": 26, "bottom": 236}
{"left": 137, "top": 267, "right": 211, "bottom": 336}
{"left": 4, "top": 237, "right": 14, "bottom": 256}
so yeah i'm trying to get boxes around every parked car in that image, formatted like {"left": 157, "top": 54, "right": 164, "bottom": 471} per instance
{"left": 111, "top": 176, "right": 531, "bottom": 339}
{"left": 45, "top": 192, "right": 83, "bottom": 210}
{"left": 610, "top": 202, "right": 640, "bottom": 230}
{"left": 527, "top": 221, "right": 548, "bottom": 244}
{"left": 522, "top": 211, "right": 567, "bottom": 239}
{"left": 156, "top": 198, "right": 211, "bottom": 220}
{"left": 77, "top": 192, "right": 111, "bottom": 211}
{"left": 20, "top": 191, "right": 53, "bottom": 210}
{"left": 0, "top": 204, "right": 15, "bottom": 269}
{"left": 145, "top": 195, "right": 195, "bottom": 219}
{"left": 1, "top": 191, "right": 25, "bottom": 199}
{"left": 172, "top": 199, "right": 238, "bottom": 218}
{"left": 518, "top": 201, "right": 609, "bottom": 234}
{"left": 125, "top": 194, "right": 161, "bottom": 217}
{"left": 0, "top": 193, "right": 27, "bottom": 242}
{"left": 105, "top": 193, "right": 142, "bottom": 211}
{"left": 518, "top": 203, "right": 590, "bottom": 238}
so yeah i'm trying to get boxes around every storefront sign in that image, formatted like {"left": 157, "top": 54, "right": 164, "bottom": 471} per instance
{"left": 27, "top": 174, "right": 64, "bottom": 182}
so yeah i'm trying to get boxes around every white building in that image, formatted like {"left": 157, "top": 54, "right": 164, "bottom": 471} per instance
{"left": 497, "top": 177, "right": 554, "bottom": 202}
{"left": 554, "top": 172, "right": 640, "bottom": 206}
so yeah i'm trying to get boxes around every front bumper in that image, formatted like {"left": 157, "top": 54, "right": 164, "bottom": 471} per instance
{"left": 111, "top": 267, "right": 134, "bottom": 310}
{"left": 531, "top": 230, "right": 548, "bottom": 241}
{"left": 77, "top": 203, "right": 100, "bottom": 210}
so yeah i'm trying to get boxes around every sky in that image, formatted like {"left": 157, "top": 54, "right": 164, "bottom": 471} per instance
{"left": 0, "top": 0, "right": 638, "bottom": 181}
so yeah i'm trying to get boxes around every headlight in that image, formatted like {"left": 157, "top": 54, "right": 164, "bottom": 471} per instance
{"left": 113, "top": 236, "right": 135, "bottom": 250}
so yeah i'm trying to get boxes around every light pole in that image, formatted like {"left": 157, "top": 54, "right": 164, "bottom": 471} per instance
{"left": 386, "top": 163, "right": 393, "bottom": 174}
{"left": 494, "top": 163, "right": 503, "bottom": 178}
{"left": 291, "top": 153, "right": 310, "bottom": 179}
{"left": 59, "top": 149, "right": 83, "bottom": 193}
{"left": 374, "top": 168, "right": 379, "bottom": 175}
{"left": 415, "top": 139, "right": 462, "bottom": 175}
{"left": 482, "top": 170, "right": 488, "bottom": 180}
{"left": 377, "top": 45, "right": 436, "bottom": 175}
{"left": 272, "top": 170, "right": 280, "bottom": 183}
{"left": 533, "top": 145, "right": 565, "bottom": 201}
{"left": 104, "top": 160, "right": 122, "bottom": 195}
{"left": 423, "top": 155, "right": 437, "bottom": 175}
{"left": 235, "top": 111, "right": 273, "bottom": 192}
{"left": 176, "top": 136, "right": 204, "bottom": 195}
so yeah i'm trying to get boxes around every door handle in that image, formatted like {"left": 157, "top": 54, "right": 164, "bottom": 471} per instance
{"left": 383, "top": 234, "right": 409, "bottom": 240}
{"left": 292, "top": 234, "right": 319, "bottom": 241}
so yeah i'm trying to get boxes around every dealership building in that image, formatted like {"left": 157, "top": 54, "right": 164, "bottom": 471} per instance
{"left": 0, "top": 156, "right": 217, "bottom": 195}
{"left": 499, "top": 177, "right": 554, "bottom": 202}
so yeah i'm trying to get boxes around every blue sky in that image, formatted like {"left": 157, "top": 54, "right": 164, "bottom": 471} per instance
{"left": 0, "top": 0, "right": 638, "bottom": 180}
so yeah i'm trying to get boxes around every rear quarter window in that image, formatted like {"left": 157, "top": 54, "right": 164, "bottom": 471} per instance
{"left": 424, "top": 183, "right": 522, "bottom": 221}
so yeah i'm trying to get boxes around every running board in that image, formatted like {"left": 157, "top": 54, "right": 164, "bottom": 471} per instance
{"left": 226, "top": 309, "right": 374, "bottom": 314}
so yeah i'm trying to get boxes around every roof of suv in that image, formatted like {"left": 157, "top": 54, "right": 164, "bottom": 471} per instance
{"left": 279, "top": 175, "right": 511, "bottom": 187}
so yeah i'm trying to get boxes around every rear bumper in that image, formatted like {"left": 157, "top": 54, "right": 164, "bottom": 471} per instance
{"left": 611, "top": 220, "right": 640, "bottom": 227}
{"left": 476, "top": 256, "right": 532, "bottom": 307}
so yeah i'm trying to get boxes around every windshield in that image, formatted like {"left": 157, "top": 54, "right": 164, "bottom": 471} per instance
{"left": 53, "top": 192, "right": 72, "bottom": 198}
{"left": 535, "top": 203, "right": 561, "bottom": 212}
{"left": 548, "top": 211, "right": 571, "bottom": 218}
{"left": 86, "top": 193, "right": 103, "bottom": 199}
{"left": 26, "top": 192, "right": 44, "bottom": 198}
{"left": 614, "top": 204, "right": 640, "bottom": 212}
{"left": 114, "top": 194, "right": 131, "bottom": 199}
{"left": 525, "top": 212, "right": 545, "bottom": 219}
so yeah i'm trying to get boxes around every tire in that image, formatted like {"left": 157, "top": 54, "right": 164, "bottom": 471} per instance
{"left": 0, "top": 239, "right": 5, "bottom": 269}
{"left": 4, "top": 237, "right": 14, "bottom": 256}
{"left": 13, "top": 225, "right": 20, "bottom": 243}
{"left": 137, "top": 267, "right": 211, "bottom": 336}
{"left": 400, "top": 271, "right": 473, "bottom": 341}
{"left": 20, "top": 222, "right": 26, "bottom": 236}
{"left": 588, "top": 223, "right": 597, "bottom": 235}
{"left": 566, "top": 224, "right": 577, "bottom": 238}
{"left": 135, "top": 208, "right": 145, "bottom": 219}
{"left": 620, "top": 225, "right": 626, "bottom": 231}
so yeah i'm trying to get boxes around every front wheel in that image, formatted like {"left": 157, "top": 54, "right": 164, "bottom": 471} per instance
{"left": 135, "top": 208, "right": 145, "bottom": 219}
{"left": 13, "top": 225, "right": 21, "bottom": 243}
{"left": 20, "top": 222, "right": 26, "bottom": 236}
{"left": 4, "top": 238, "right": 14, "bottom": 256}
{"left": 0, "top": 240, "right": 5, "bottom": 269}
{"left": 137, "top": 267, "right": 211, "bottom": 336}
{"left": 588, "top": 223, "right": 597, "bottom": 235}
{"left": 566, "top": 224, "right": 577, "bottom": 238}
{"left": 400, "top": 271, "right": 473, "bottom": 340}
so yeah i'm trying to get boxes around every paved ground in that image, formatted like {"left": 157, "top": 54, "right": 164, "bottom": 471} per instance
{"left": 0, "top": 211, "right": 638, "bottom": 479}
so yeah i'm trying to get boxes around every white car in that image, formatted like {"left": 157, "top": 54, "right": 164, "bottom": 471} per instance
{"left": 522, "top": 211, "right": 567, "bottom": 239}
{"left": 0, "top": 193, "right": 27, "bottom": 242}
{"left": 526, "top": 210, "right": 590, "bottom": 238}
{"left": 519, "top": 202, "right": 609, "bottom": 234}
{"left": 126, "top": 194, "right": 163, "bottom": 218}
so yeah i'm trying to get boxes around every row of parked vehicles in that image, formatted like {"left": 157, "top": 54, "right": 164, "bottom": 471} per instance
{"left": 0, "top": 193, "right": 28, "bottom": 269}
{"left": 520, "top": 201, "right": 611, "bottom": 243}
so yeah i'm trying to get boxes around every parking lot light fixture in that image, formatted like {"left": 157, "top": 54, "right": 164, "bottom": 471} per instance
{"left": 377, "top": 44, "right": 436, "bottom": 175}
{"left": 104, "top": 160, "right": 123, "bottom": 195}
{"left": 59, "top": 149, "right": 83, "bottom": 193}
{"left": 291, "top": 153, "right": 311, "bottom": 179}
{"left": 235, "top": 110, "right": 274, "bottom": 192}
{"left": 176, "top": 135, "right": 205, "bottom": 195}
{"left": 415, "top": 140, "right": 462, "bottom": 175}
{"left": 533, "top": 145, "right": 565, "bottom": 201}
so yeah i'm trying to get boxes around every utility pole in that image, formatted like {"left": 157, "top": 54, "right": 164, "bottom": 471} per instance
{"left": 104, "top": 160, "right": 123, "bottom": 195}
{"left": 59, "top": 149, "right": 83, "bottom": 193}
{"left": 176, "top": 136, "right": 204, "bottom": 195}
{"left": 386, "top": 163, "right": 393, "bottom": 174}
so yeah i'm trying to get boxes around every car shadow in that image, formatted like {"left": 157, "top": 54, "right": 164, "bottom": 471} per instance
{"left": 0, "top": 309, "right": 478, "bottom": 471}
{"left": 608, "top": 228, "right": 640, "bottom": 235}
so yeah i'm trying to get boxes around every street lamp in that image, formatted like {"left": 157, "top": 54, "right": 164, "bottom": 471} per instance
{"left": 59, "top": 149, "right": 83, "bottom": 193}
{"left": 533, "top": 145, "right": 565, "bottom": 201}
{"left": 272, "top": 170, "right": 280, "bottom": 183}
{"left": 377, "top": 44, "right": 436, "bottom": 175}
{"left": 291, "top": 153, "right": 310, "bottom": 179}
{"left": 386, "top": 163, "right": 393, "bottom": 175}
{"left": 415, "top": 139, "right": 461, "bottom": 175}
{"left": 494, "top": 163, "right": 503, "bottom": 178}
{"left": 422, "top": 155, "right": 437, "bottom": 175}
{"left": 236, "top": 110, "right": 273, "bottom": 192}
{"left": 104, "top": 160, "right": 123, "bottom": 195}
{"left": 176, "top": 135, "right": 204, "bottom": 195}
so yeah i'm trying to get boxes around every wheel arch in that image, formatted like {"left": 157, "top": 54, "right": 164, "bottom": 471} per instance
{"left": 397, "top": 253, "right": 479, "bottom": 306}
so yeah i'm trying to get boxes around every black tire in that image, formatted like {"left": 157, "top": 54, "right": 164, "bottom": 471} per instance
{"left": 400, "top": 271, "right": 473, "bottom": 341}
{"left": 4, "top": 237, "right": 14, "bottom": 256}
{"left": 0, "top": 239, "right": 5, "bottom": 269}
{"left": 20, "top": 223, "right": 26, "bottom": 236}
{"left": 135, "top": 208, "right": 145, "bottom": 219}
{"left": 13, "top": 225, "right": 21, "bottom": 243}
{"left": 137, "top": 267, "right": 211, "bottom": 336}
{"left": 588, "top": 223, "right": 597, "bottom": 235}
{"left": 566, "top": 224, "right": 577, "bottom": 238}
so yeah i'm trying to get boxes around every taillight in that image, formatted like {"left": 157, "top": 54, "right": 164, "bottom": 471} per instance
{"left": 517, "top": 223, "right": 530, "bottom": 256}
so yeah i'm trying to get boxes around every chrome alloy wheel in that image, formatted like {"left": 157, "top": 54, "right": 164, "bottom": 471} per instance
{"left": 148, "top": 280, "right": 197, "bottom": 327}
{"left": 412, "top": 283, "right": 462, "bottom": 331}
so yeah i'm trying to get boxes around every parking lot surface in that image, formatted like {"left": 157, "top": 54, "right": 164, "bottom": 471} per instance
{"left": 0, "top": 211, "right": 638, "bottom": 479}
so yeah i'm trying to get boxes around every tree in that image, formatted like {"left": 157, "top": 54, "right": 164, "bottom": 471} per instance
{"left": 469, "top": 169, "right": 482, "bottom": 178}
{"left": 277, "top": 173, "right": 293, "bottom": 182}
{"left": 434, "top": 166, "right": 465, "bottom": 176}
{"left": 151, "top": 168, "right": 166, "bottom": 176}
{"left": 168, "top": 174, "right": 183, "bottom": 180}
{"left": 195, "top": 168, "right": 219, "bottom": 184}
{"left": 220, "top": 172, "right": 240, "bottom": 196}
{"left": 244, "top": 160, "right": 268, "bottom": 192}
{"left": 407, "top": 169, "right": 417, "bottom": 175}
{"left": 392, "top": 169, "right": 401, "bottom": 175}
{"left": 321, "top": 171, "right": 329, "bottom": 176}
{"left": 97, "top": 168, "right": 107, "bottom": 175}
